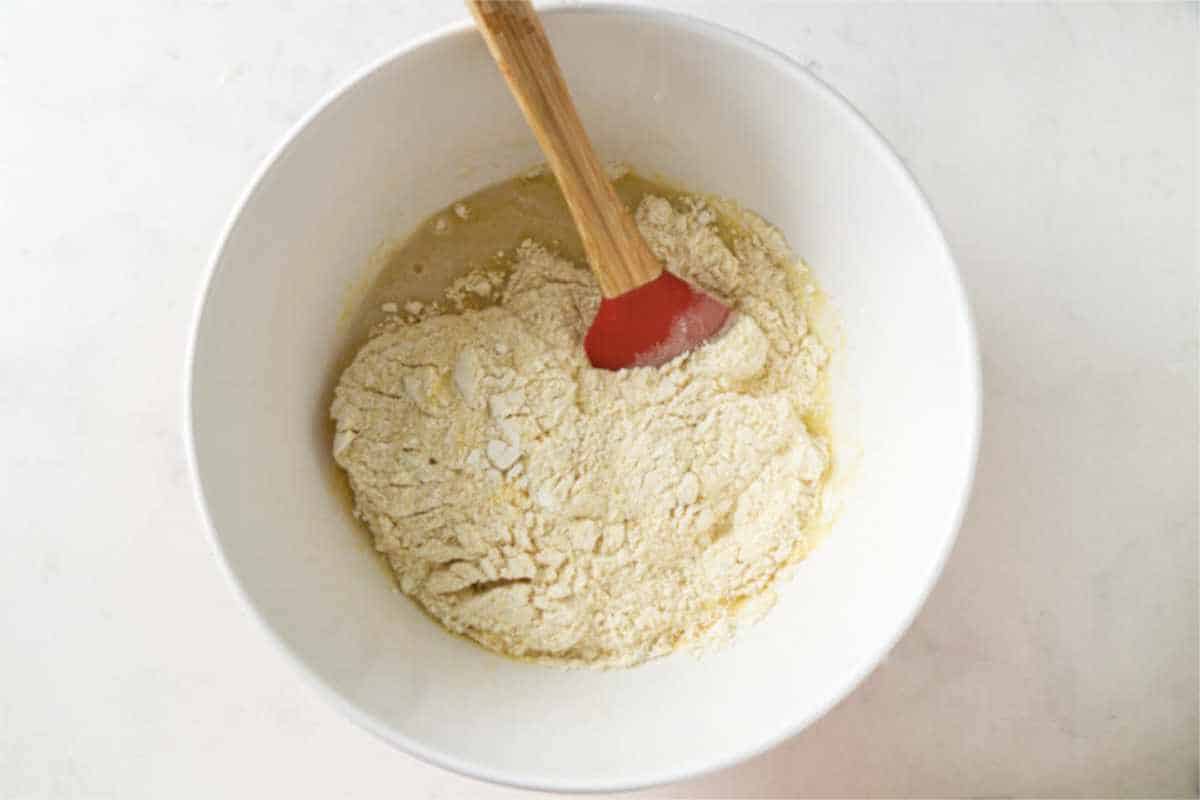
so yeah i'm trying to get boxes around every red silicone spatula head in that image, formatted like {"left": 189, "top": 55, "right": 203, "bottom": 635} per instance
{"left": 584, "top": 272, "right": 731, "bottom": 370}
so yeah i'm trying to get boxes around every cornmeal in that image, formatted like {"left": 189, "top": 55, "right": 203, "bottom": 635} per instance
{"left": 331, "top": 194, "right": 829, "bottom": 667}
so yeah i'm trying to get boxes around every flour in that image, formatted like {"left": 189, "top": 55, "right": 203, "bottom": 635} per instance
{"left": 331, "top": 195, "right": 829, "bottom": 667}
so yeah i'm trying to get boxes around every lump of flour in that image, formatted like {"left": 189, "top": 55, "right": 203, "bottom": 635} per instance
{"left": 331, "top": 195, "right": 829, "bottom": 667}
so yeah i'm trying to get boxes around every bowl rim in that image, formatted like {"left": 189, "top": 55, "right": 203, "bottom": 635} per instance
{"left": 184, "top": 3, "right": 982, "bottom": 792}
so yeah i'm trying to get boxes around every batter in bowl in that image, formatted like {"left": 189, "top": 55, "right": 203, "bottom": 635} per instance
{"left": 331, "top": 168, "right": 830, "bottom": 667}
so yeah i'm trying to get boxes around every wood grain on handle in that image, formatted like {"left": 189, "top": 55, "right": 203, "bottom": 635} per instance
{"left": 467, "top": 0, "right": 662, "bottom": 298}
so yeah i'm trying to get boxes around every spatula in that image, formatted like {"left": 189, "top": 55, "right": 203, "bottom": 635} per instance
{"left": 467, "top": 0, "right": 731, "bottom": 370}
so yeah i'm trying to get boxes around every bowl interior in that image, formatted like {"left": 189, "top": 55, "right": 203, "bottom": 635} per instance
{"left": 190, "top": 8, "right": 978, "bottom": 791}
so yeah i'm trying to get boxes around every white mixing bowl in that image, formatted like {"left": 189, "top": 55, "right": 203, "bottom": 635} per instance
{"left": 187, "top": 5, "right": 980, "bottom": 792}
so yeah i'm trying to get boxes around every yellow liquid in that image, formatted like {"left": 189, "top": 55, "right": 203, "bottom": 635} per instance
{"left": 349, "top": 170, "right": 690, "bottom": 343}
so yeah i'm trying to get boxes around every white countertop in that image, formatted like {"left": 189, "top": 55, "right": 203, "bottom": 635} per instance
{"left": 1, "top": 2, "right": 1195, "bottom": 797}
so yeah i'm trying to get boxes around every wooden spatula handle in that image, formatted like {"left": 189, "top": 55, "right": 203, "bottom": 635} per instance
{"left": 467, "top": 0, "right": 662, "bottom": 298}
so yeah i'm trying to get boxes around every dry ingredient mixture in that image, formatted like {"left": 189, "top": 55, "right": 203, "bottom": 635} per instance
{"left": 331, "top": 180, "right": 829, "bottom": 668}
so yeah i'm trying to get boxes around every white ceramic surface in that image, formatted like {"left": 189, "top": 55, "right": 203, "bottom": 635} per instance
{"left": 187, "top": 6, "right": 977, "bottom": 791}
